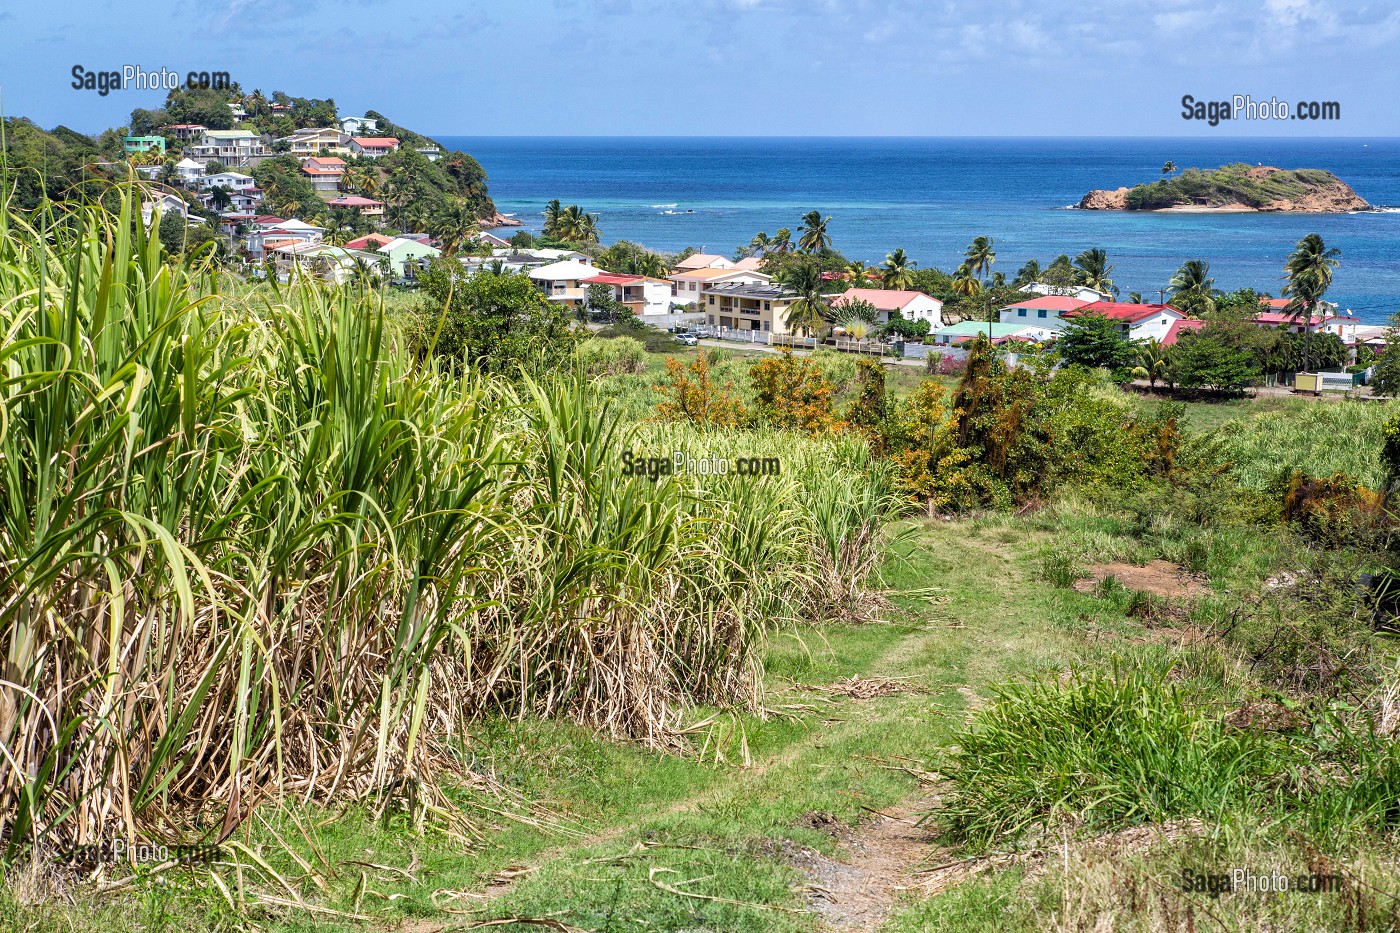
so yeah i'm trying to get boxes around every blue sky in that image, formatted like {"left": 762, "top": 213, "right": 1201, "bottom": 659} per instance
{"left": 3, "top": 0, "right": 1398, "bottom": 136}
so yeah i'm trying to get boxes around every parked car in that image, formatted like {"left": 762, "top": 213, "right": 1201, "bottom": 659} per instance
{"left": 675, "top": 333, "right": 699, "bottom": 347}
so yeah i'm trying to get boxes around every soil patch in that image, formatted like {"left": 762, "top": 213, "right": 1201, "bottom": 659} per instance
{"left": 1073, "top": 560, "right": 1206, "bottom": 600}
{"left": 789, "top": 798, "right": 940, "bottom": 931}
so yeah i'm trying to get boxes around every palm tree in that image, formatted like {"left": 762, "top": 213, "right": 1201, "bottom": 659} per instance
{"left": 543, "top": 199, "right": 563, "bottom": 238}
{"left": 840, "top": 317, "right": 875, "bottom": 341}
{"left": 1013, "top": 258, "right": 1042, "bottom": 288}
{"left": 777, "top": 260, "right": 830, "bottom": 337}
{"left": 431, "top": 198, "right": 481, "bottom": 256}
{"left": 577, "top": 212, "right": 601, "bottom": 245}
{"left": 749, "top": 231, "right": 771, "bottom": 256}
{"left": 846, "top": 260, "right": 869, "bottom": 283}
{"left": 1073, "top": 248, "right": 1117, "bottom": 297}
{"left": 1166, "top": 259, "right": 1219, "bottom": 317}
{"left": 798, "top": 210, "right": 832, "bottom": 253}
{"left": 881, "top": 248, "right": 914, "bottom": 289}
{"left": 1127, "top": 291, "right": 1144, "bottom": 304}
{"left": 1132, "top": 338, "right": 1170, "bottom": 389}
{"left": 952, "top": 264, "right": 983, "bottom": 302}
{"left": 964, "top": 237, "right": 996, "bottom": 339}
{"left": 768, "top": 228, "right": 793, "bottom": 256}
{"left": 1283, "top": 233, "right": 1341, "bottom": 375}
{"left": 1162, "top": 160, "right": 1178, "bottom": 178}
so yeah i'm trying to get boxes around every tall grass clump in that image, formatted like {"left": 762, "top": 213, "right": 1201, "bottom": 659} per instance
{"left": 1214, "top": 401, "right": 1395, "bottom": 491}
{"left": 0, "top": 192, "right": 892, "bottom": 858}
{"left": 936, "top": 665, "right": 1295, "bottom": 849}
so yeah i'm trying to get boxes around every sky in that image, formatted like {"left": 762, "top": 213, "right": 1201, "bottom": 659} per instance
{"left": 2, "top": 0, "right": 1397, "bottom": 137}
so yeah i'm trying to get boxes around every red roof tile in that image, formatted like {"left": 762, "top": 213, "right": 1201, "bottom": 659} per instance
{"left": 1068, "top": 301, "right": 1182, "bottom": 323}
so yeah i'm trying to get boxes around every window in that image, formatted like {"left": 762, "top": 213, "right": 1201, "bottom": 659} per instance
{"left": 1038, "top": 309, "right": 1047, "bottom": 319}
{"left": 1018, "top": 309, "right": 1027, "bottom": 317}
{"left": 707, "top": 315, "right": 714, "bottom": 324}
{"left": 762, "top": 321, "right": 771, "bottom": 332}
{"left": 708, "top": 296, "right": 714, "bottom": 305}
{"left": 764, "top": 301, "right": 771, "bottom": 311}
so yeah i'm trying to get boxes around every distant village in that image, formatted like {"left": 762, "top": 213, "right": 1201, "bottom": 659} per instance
{"left": 121, "top": 99, "right": 1388, "bottom": 386}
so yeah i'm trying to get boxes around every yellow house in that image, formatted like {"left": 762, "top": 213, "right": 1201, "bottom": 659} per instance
{"left": 701, "top": 282, "right": 798, "bottom": 336}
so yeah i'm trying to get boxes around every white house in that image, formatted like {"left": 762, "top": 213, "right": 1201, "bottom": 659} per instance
{"left": 668, "top": 268, "right": 772, "bottom": 306}
{"left": 174, "top": 157, "right": 206, "bottom": 183}
{"left": 201, "top": 171, "right": 255, "bottom": 191}
{"left": 140, "top": 193, "right": 190, "bottom": 227}
{"left": 348, "top": 137, "right": 400, "bottom": 158}
{"left": 340, "top": 116, "right": 380, "bottom": 136}
{"left": 1024, "top": 281, "right": 1114, "bottom": 303}
{"left": 832, "top": 288, "right": 944, "bottom": 327}
{"left": 673, "top": 253, "right": 735, "bottom": 273}
{"left": 587, "top": 273, "right": 674, "bottom": 316}
{"left": 528, "top": 260, "right": 604, "bottom": 306}
{"left": 280, "top": 127, "right": 349, "bottom": 156}
{"left": 998, "top": 295, "right": 1091, "bottom": 331}
{"left": 188, "top": 130, "right": 266, "bottom": 165}
{"left": 245, "top": 219, "right": 325, "bottom": 259}
{"left": 1063, "top": 301, "right": 1185, "bottom": 343}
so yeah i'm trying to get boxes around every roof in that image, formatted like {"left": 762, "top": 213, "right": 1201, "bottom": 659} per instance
{"left": 304, "top": 156, "right": 347, "bottom": 166}
{"left": 936, "top": 321, "right": 1040, "bottom": 339}
{"left": 528, "top": 259, "right": 603, "bottom": 281}
{"left": 166, "top": 123, "right": 206, "bottom": 130}
{"left": 345, "top": 234, "right": 396, "bottom": 250}
{"left": 327, "top": 196, "right": 383, "bottom": 207}
{"left": 731, "top": 257, "right": 765, "bottom": 271}
{"left": 1068, "top": 301, "right": 1182, "bottom": 323}
{"left": 1254, "top": 311, "right": 1331, "bottom": 326}
{"left": 1161, "top": 319, "right": 1207, "bottom": 346}
{"left": 1001, "top": 295, "right": 1089, "bottom": 312}
{"left": 587, "top": 273, "right": 644, "bottom": 285}
{"left": 1259, "top": 297, "right": 1291, "bottom": 309}
{"left": 670, "top": 267, "right": 768, "bottom": 282}
{"left": 253, "top": 215, "right": 286, "bottom": 225}
{"left": 350, "top": 137, "right": 400, "bottom": 147}
{"left": 262, "top": 239, "right": 301, "bottom": 251}
{"left": 202, "top": 129, "right": 259, "bottom": 139}
{"left": 674, "top": 253, "right": 731, "bottom": 271}
{"left": 704, "top": 282, "right": 790, "bottom": 300}
{"left": 378, "top": 237, "right": 440, "bottom": 255}
{"left": 175, "top": 158, "right": 204, "bottom": 169}
{"left": 835, "top": 288, "right": 939, "bottom": 311}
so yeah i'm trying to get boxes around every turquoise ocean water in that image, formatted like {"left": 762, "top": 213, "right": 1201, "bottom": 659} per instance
{"left": 438, "top": 136, "right": 1400, "bottom": 324}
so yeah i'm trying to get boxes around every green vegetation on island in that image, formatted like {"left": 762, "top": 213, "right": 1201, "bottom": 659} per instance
{"left": 1080, "top": 162, "right": 1370, "bottom": 212}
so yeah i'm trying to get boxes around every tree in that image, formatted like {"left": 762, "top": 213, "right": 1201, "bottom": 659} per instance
{"left": 1167, "top": 259, "right": 1219, "bottom": 317}
{"left": 1013, "top": 259, "right": 1042, "bottom": 287}
{"left": 768, "top": 228, "right": 793, "bottom": 256}
{"left": 655, "top": 351, "right": 748, "bottom": 428}
{"left": 1131, "top": 338, "right": 1171, "bottom": 389}
{"left": 777, "top": 258, "right": 831, "bottom": 337}
{"left": 1042, "top": 254, "right": 1077, "bottom": 288}
{"left": 1072, "top": 247, "right": 1117, "bottom": 297}
{"left": 964, "top": 236, "right": 996, "bottom": 285}
{"left": 1162, "top": 160, "right": 1178, "bottom": 178}
{"left": 430, "top": 197, "right": 480, "bottom": 256}
{"left": 1170, "top": 330, "right": 1260, "bottom": 393}
{"left": 1372, "top": 315, "right": 1400, "bottom": 397}
{"left": 881, "top": 248, "right": 914, "bottom": 289}
{"left": 747, "top": 231, "right": 772, "bottom": 256}
{"left": 585, "top": 282, "right": 626, "bottom": 323}
{"left": 1282, "top": 233, "right": 1341, "bottom": 374}
{"left": 206, "top": 185, "right": 233, "bottom": 214}
{"left": 1057, "top": 312, "right": 1136, "bottom": 372}
{"left": 798, "top": 210, "right": 832, "bottom": 253}
{"left": 158, "top": 210, "right": 187, "bottom": 255}
{"left": 416, "top": 262, "right": 577, "bottom": 378}
{"left": 749, "top": 350, "right": 844, "bottom": 436}
{"left": 543, "top": 199, "right": 563, "bottom": 238}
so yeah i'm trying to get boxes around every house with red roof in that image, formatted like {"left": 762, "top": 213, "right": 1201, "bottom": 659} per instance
{"left": 301, "top": 156, "right": 347, "bottom": 192}
{"left": 345, "top": 233, "right": 396, "bottom": 251}
{"left": 327, "top": 195, "right": 385, "bottom": 217}
{"left": 1254, "top": 296, "right": 1357, "bottom": 335}
{"left": 587, "top": 272, "right": 674, "bottom": 316}
{"left": 998, "top": 295, "right": 1090, "bottom": 331}
{"left": 1161, "top": 318, "right": 1206, "bottom": 346}
{"left": 1064, "top": 301, "right": 1185, "bottom": 343}
{"left": 834, "top": 288, "right": 944, "bottom": 327}
{"left": 348, "top": 137, "right": 400, "bottom": 158}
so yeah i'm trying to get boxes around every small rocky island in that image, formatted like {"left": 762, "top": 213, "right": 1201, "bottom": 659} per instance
{"left": 1078, "top": 163, "right": 1369, "bottom": 213}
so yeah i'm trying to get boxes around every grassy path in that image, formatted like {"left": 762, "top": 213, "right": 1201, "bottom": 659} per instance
{"left": 7, "top": 518, "right": 1078, "bottom": 933}
{"left": 436, "top": 517, "right": 1076, "bottom": 932}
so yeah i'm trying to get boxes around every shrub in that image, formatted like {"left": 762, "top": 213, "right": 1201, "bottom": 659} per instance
{"left": 577, "top": 336, "right": 646, "bottom": 375}
{"left": 938, "top": 665, "right": 1294, "bottom": 848}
